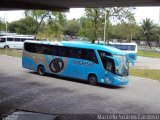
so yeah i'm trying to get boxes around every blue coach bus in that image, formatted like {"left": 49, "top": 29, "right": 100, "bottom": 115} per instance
{"left": 22, "top": 40, "right": 134, "bottom": 86}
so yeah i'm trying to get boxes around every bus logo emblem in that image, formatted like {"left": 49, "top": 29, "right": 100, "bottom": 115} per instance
{"left": 49, "top": 58, "right": 64, "bottom": 73}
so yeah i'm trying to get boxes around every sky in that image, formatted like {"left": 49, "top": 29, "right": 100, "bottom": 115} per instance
{"left": 0, "top": 7, "right": 160, "bottom": 24}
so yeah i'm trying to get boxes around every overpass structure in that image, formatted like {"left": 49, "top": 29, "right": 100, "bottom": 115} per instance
{"left": 0, "top": 0, "right": 160, "bottom": 11}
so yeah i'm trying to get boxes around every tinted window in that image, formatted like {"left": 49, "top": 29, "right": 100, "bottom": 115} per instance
{"left": 0, "top": 38, "right": 6, "bottom": 42}
{"left": 25, "top": 43, "right": 36, "bottom": 53}
{"left": 115, "top": 45, "right": 121, "bottom": 50}
{"left": 105, "top": 58, "right": 115, "bottom": 73}
{"left": 68, "top": 48, "right": 98, "bottom": 63}
{"left": 98, "top": 50, "right": 112, "bottom": 57}
{"left": 24, "top": 43, "right": 98, "bottom": 63}
{"left": 44, "top": 45, "right": 57, "bottom": 55}
{"left": 81, "top": 49, "right": 98, "bottom": 64}
{"left": 25, "top": 43, "right": 58, "bottom": 55}
{"left": 98, "top": 51, "right": 115, "bottom": 72}
{"left": 21, "top": 38, "right": 27, "bottom": 42}
{"left": 14, "top": 38, "right": 21, "bottom": 42}
{"left": 127, "top": 45, "right": 135, "bottom": 51}
{"left": 69, "top": 48, "right": 79, "bottom": 58}
{"left": 109, "top": 44, "right": 136, "bottom": 51}
{"left": 7, "top": 38, "right": 13, "bottom": 41}
{"left": 35, "top": 44, "right": 44, "bottom": 54}
{"left": 28, "top": 39, "right": 34, "bottom": 40}
{"left": 57, "top": 46, "right": 69, "bottom": 57}
{"left": 121, "top": 45, "right": 127, "bottom": 50}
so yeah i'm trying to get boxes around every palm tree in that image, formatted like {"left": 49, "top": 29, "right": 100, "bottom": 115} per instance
{"left": 141, "top": 18, "right": 155, "bottom": 50}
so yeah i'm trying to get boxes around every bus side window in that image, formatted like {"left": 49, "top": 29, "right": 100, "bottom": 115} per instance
{"left": 43, "top": 45, "right": 57, "bottom": 55}
{"left": 121, "top": 45, "right": 127, "bottom": 50}
{"left": 21, "top": 38, "right": 26, "bottom": 42}
{"left": 98, "top": 50, "right": 112, "bottom": 57}
{"left": 25, "top": 43, "right": 32, "bottom": 52}
{"left": 44, "top": 45, "right": 51, "bottom": 55}
{"left": 57, "top": 46, "right": 69, "bottom": 57}
{"left": 128, "top": 45, "right": 135, "bottom": 51}
{"left": 7, "top": 38, "right": 14, "bottom": 41}
{"left": 105, "top": 58, "right": 115, "bottom": 73}
{"left": 15, "top": 38, "right": 21, "bottom": 42}
{"left": 83, "top": 49, "right": 98, "bottom": 64}
{"left": 0, "top": 38, "right": 6, "bottom": 42}
{"left": 69, "top": 48, "right": 79, "bottom": 58}
{"left": 116, "top": 45, "right": 121, "bottom": 50}
{"left": 35, "top": 44, "right": 44, "bottom": 54}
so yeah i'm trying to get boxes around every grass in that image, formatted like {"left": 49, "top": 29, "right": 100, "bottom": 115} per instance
{"left": 138, "top": 50, "right": 160, "bottom": 58}
{"left": 0, "top": 48, "right": 22, "bottom": 57}
{"left": 130, "top": 69, "right": 160, "bottom": 80}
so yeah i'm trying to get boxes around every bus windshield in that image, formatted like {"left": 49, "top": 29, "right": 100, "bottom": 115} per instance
{"left": 113, "top": 55, "right": 129, "bottom": 77}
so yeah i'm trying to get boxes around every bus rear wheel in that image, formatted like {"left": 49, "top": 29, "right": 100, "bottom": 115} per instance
{"left": 4, "top": 45, "right": 9, "bottom": 49}
{"left": 37, "top": 65, "right": 45, "bottom": 76}
{"left": 88, "top": 74, "right": 98, "bottom": 86}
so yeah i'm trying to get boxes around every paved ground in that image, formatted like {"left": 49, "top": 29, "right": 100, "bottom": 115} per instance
{"left": 0, "top": 55, "right": 160, "bottom": 119}
{"left": 134, "top": 56, "right": 160, "bottom": 70}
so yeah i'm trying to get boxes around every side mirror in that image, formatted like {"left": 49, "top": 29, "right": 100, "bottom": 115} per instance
{"left": 126, "top": 54, "right": 135, "bottom": 66}
{"left": 104, "top": 55, "right": 120, "bottom": 66}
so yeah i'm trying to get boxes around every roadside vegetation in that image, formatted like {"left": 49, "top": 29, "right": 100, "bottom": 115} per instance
{"left": 0, "top": 48, "right": 22, "bottom": 57}
{"left": 138, "top": 50, "right": 160, "bottom": 58}
{"left": 130, "top": 69, "right": 160, "bottom": 80}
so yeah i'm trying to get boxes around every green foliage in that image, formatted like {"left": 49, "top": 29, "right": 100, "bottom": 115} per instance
{"left": 24, "top": 10, "right": 66, "bottom": 36}
{"left": 63, "top": 19, "right": 80, "bottom": 36}
{"left": 141, "top": 18, "right": 156, "bottom": 48}
{"left": 79, "top": 7, "right": 135, "bottom": 41}
{"left": 8, "top": 17, "right": 37, "bottom": 34}
{"left": 0, "top": 48, "right": 22, "bottom": 57}
{"left": 130, "top": 69, "right": 160, "bottom": 80}
{"left": 137, "top": 50, "right": 160, "bottom": 58}
{"left": 7, "top": 8, "right": 160, "bottom": 43}
{"left": 48, "top": 12, "right": 66, "bottom": 39}
{"left": 111, "top": 23, "right": 141, "bottom": 41}
{"left": 0, "top": 19, "right": 5, "bottom": 31}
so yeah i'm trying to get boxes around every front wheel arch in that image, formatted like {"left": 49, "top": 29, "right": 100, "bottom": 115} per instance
{"left": 88, "top": 73, "right": 98, "bottom": 86}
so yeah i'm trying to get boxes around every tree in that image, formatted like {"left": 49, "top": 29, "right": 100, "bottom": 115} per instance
{"left": 47, "top": 12, "right": 66, "bottom": 39}
{"left": 0, "top": 18, "right": 5, "bottom": 31}
{"left": 79, "top": 7, "right": 135, "bottom": 41}
{"left": 63, "top": 19, "right": 80, "bottom": 36}
{"left": 24, "top": 10, "right": 51, "bottom": 34}
{"left": 8, "top": 17, "right": 37, "bottom": 34}
{"left": 111, "top": 23, "right": 140, "bottom": 42}
{"left": 141, "top": 18, "right": 155, "bottom": 49}
{"left": 24, "top": 10, "right": 66, "bottom": 36}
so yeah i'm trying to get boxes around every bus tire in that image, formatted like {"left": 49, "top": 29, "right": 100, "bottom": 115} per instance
{"left": 88, "top": 74, "right": 98, "bottom": 86}
{"left": 4, "top": 45, "right": 9, "bottom": 49}
{"left": 37, "top": 65, "right": 45, "bottom": 76}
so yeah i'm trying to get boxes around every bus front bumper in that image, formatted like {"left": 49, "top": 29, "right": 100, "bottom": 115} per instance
{"left": 105, "top": 75, "right": 129, "bottom": 86}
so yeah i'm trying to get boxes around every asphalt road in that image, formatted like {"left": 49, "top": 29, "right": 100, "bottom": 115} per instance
{"left": 134, "top": 56, "right": 160, "bottom": 70}
{"left": 0, "top": 55, "right": 160, "bottom": 118}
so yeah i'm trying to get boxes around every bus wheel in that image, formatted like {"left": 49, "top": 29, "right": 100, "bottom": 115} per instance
{"left": 37, "top": 65, "right": 45, "bottom": 76}
{"left": 4, "top": 45, "right": 9, "bottom": 49}
{"left": 88, "top": 74, "right": 98, "bottom": 86}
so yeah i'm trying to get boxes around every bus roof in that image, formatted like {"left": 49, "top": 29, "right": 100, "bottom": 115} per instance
{"left": 108, "top": 42, "right": 137, "bottom": 45}
{"left": 0, "top": 35, "right": 35, "bottom": 38}
{"left": 25, "top": 40, "right": 126, "bottom": 55}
